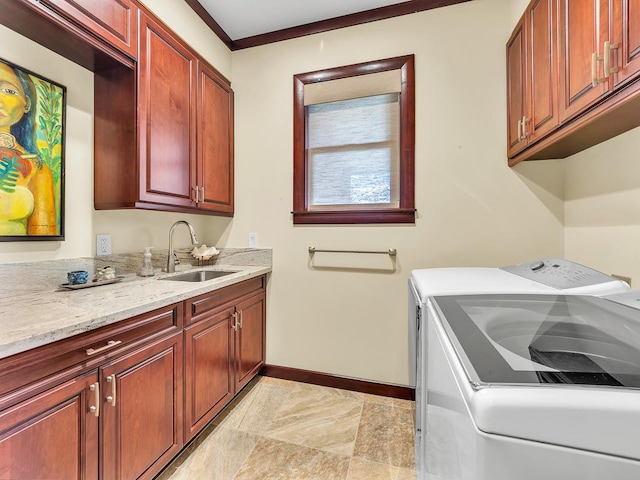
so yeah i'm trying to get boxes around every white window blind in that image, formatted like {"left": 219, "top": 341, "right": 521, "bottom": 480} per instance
{"left": 306, "top": 91, "right": 400, "bottom": 210}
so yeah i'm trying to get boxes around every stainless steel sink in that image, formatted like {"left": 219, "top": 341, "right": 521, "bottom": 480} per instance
{"left": 159, "top": 270, "right": 235, "bottom": 282}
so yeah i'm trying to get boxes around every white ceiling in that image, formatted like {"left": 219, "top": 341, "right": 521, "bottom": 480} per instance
{"left": 196, "top": 0, "right": 407, "bottom": 40}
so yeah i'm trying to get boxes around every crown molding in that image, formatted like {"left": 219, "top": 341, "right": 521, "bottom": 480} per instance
{"left": 186, "top": 0, "right": 472, "bottom": 51}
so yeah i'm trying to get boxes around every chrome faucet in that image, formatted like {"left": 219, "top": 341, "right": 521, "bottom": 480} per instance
{"left": 166, "top": 220, "right": 198, "bottom": 273}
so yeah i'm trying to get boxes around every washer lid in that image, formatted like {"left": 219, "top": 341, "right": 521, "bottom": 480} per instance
{"left": 431, "top": 294, "right": 640, "bottom": 388}
{"left": 410, "top": 267, "right": 558, "bottom": 302}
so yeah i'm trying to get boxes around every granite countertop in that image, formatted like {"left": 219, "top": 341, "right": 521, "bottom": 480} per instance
{"left": 0, "top": 249, "right": 272, "bottom": 360}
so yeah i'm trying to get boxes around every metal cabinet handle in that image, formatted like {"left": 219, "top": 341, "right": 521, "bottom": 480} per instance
{"left": 521, "top": 115, "right": 529, "bottom": 139}
{"left": 592, "top": 52, "right": 601, "bottom": 87}
{"left": 106, "top": 375, "right": 116, "bottom": 407}
{"left": 193, "top": 186, "right": 200, "bottom": 203}
{"left": 237, "top": 310, "right": 243, "bottom": 329}
{"left": 517, "top": 119, "right": 523, "bottom": 141}
{"left": 231, "top": 312, "right": 238, "bottom": 331}
{"left": 604, "top": 40, "right": 619, "bottom": 77}
{"left": 592, "top": 41, "right": 619, "bottom": 88}
{"left": 86, "top": 340, "right": 122, "bottom": 356}
{"left": 89, "top": 382, "right": 100, "bottom": 417}
{"left": 200, "top": 186, "right": 205, "bottom": 202}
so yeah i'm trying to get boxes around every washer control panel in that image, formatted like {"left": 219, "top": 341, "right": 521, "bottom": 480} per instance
{"left": 500, "top": 258, "right": 618, "bottom": 290}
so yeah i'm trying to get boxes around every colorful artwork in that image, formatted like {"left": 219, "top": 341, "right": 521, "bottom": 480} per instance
{"left": 0, "top": 58, "right": 65, "bottom": 240}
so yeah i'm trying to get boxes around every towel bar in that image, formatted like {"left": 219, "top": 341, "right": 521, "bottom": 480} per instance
{"left": 308, "top": 247, "right": 397, "bottom": 256}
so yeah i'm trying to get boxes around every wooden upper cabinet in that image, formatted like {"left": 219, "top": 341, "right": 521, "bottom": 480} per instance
{"left": 506, "top": 18, "right": 528, "bottom": 157}
{"left": 39, "top": 0, "right": 138, "bottom": 59}
{"left": 508, "top": 0, "right": 640, "bottom": 164}
{"left": 197, "top": 61, "right": 235, "bottom": 214}
{"left": 94, "top": 8, "right": 235, "bottom": 216}
{"left": 558, "top": 0, "right": 612, "bottom": 122}
{"left": 611, "top": 0, "right": 640, "bottom": 88}
{"left": 138, "top": 12, "right": 197, "bottom": 209}
{"left": 507, "top": 0, "right": 557, "bottom": 158}
{"left": 527, "top": 0, "right": 558, "bottom": 141}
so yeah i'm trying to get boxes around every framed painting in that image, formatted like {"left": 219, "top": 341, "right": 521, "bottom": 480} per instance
{"left": 0, "top": 58, "right": 65, "bottom": 241}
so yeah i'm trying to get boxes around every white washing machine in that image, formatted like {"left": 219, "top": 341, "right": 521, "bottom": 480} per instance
{"left": 408, "top": 258, "right": 632, "bottom": 480}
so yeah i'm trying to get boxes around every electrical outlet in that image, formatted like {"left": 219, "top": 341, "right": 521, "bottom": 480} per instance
{"left": 97, "top": 234, "right": 112, "bottom": 256}
{"left": 248, "top": 232, "right": 258, "bottom": 248}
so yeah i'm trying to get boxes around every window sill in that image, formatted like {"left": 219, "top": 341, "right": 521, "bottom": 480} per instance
{"left": 292, "top": 209, "right": 415, "bottom": 225}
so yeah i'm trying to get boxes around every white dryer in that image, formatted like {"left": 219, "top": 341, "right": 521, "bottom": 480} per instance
{"left": 408, "top": 258, "right": 631, "bottom": 480}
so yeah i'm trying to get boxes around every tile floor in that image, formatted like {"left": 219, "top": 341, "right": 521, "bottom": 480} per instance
{"left": 156, "top": 376, "right": 416, "bottom": 480}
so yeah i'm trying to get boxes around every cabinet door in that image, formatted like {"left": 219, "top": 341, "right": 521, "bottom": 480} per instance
{"left": 39, "top": 0, "right": 138, "bottom": 58}
{"left": 138, "top": 13, "right": 197, "bottom": 209}
{"left": 558, "top": 0, "right": 612, "bottom": 122}
{"left": 0, "top": 371, "right": 99, "bottom": 480}
{"left": 526, "top": 0, "right": 558, "bottom": 143}
{"left": 197, "top": 61, "right": 234, "bottom": 215}
{"left": 235, "top": 293, "right": 266, "bottom": 391}
{"left": 506, "top": 17, "right": 528, "bottom": 157}
{"left": 101, "top": 332, "right": 183, "bottom": 480}
{"left": 612, "top": 0, "right": 640, "bottom": 87}
{"left": 184, "top": 306, "right": 234, "bottom": 441}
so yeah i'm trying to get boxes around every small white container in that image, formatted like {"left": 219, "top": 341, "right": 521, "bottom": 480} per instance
{"left": 140, "top": 247, "right": 154, "bottom": 277}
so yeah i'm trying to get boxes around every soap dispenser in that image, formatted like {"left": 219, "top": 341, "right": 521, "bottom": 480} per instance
{"left": 141, "top": 247, "right": 154, "bottom": 277}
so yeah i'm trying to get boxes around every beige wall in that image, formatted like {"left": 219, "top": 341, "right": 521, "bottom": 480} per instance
{"left": 564, "top": 126, "right": 640, "bottom": 286}
{"left": 228, "top": 0, "right": 564, "bottom": 385}
{"left": 0, "top": 0, "right": 568, "bottom": 386}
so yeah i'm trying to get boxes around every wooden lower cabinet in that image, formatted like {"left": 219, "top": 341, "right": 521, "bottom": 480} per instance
{"left": 0, "top": 276, "right": 266, "bottom": 479}
{"left": 235, "top": 293, "right": 267, "bottom": 392}
{"left": 0, "top": 370, "right": 100, "bottom": 480}
{"left": 0, "top": 333, "right": 182, "bottom": 480}
{"left": 101, "top": 332, "right": 183, "bottom": 480}
{"left": 184, "top": 277, "right": 266, "bottom": 441}
{"left": 184, "top": 306, "right": 235, "bottom": 440}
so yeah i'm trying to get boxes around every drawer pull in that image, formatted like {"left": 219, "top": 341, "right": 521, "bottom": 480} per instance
{"left": 106, "top": 375, "right": 117, "bottom": 407}
{"left": 89, "top": 382, "right": 100, "bottom": 417}
{"left": 86, "top": 340, "right": 122, "bottom": 356}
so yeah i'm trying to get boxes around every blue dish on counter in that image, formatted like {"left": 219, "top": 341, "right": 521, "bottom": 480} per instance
{"left": 67, "top": 270, "right": 89, "bottom": 285}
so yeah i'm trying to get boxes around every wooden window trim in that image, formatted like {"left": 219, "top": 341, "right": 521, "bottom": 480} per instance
{"left": 293, "top": 55, "right": 415, "bottom": 225}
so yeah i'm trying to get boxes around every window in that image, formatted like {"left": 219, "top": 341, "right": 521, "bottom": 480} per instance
{"left": 293, "top": 55, "right": 415, "bottom": 224}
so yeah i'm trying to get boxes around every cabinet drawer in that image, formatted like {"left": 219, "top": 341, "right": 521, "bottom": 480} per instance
{"left": 186, "top": 276, "right": 265, "bottom": 324}
{"left": 0, "top": 302, "right": 182, "bottom": 410}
